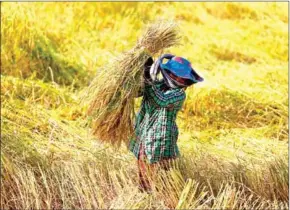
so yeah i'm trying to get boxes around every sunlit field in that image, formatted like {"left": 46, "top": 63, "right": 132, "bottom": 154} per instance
{"left": 1, "top": 2, "right": 288, "bottom": 209}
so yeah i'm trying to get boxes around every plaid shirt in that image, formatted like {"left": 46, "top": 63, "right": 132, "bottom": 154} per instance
{"left": 129, "top": 80, "right": 186, "bottom": 164}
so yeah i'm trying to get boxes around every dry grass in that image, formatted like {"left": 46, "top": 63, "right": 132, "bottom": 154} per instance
{"left": 1, "top": 2, "right": 288, "bottom": 209}
{"left": 1, "top": 145, "right": 288, "bottom": 209}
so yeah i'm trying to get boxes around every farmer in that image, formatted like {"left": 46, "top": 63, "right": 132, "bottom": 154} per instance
{"left": 129, "top": 54, "right": 204, "bottom": 192}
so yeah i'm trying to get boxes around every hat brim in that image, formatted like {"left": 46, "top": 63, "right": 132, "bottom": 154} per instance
{"left": 191, "top": 68, "right": 204, "bottom": 83}
{"left": 165, "top": 69, "right": 194, "bottom": 87}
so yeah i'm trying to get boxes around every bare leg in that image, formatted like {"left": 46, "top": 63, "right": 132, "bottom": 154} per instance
{"left": 137, "top": 143, "right": 155, "bottom": 192}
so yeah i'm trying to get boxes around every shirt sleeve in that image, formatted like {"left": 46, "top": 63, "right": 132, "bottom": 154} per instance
{"left": 145, "top": 82, "right": 185, "bottom": 107}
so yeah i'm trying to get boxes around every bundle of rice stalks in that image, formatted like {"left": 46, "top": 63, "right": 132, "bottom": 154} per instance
{"left": 85, "top": 20, "right": 180, "bottom": 146}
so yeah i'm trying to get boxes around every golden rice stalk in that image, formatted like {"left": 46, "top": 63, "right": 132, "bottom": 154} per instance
{"left": 85, "top": 20, "right": 180, "bottom": 146}
{"left": 136, "top": 20, "right": 181, "bottom": 54}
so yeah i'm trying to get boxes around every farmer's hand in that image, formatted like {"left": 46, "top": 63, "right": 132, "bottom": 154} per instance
{"left": 144, "top": 57, "right": 154, "bottom": 83}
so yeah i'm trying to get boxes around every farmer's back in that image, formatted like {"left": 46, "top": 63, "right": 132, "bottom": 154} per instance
{"left": 129, "top": 80, "right": 186, "bottom": 164}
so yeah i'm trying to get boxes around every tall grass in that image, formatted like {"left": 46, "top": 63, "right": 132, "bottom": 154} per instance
{"left": 1, "top": 2, "right": 288, "bottom": 209}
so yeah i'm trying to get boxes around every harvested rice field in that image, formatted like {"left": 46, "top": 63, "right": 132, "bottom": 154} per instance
{"left": 1, "top": 2, "right": 288, "bottom": 209}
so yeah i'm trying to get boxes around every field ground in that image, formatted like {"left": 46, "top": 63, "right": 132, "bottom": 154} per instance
{"left": 1, "top": 2, "right": 288, "bottom": 209}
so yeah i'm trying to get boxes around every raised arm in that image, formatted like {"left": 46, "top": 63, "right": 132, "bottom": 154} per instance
{"left": 135, "top": 57, "right": 154, "bottom": 98}
{"left": 145, "top": 82, "right": 185, "bottom": 107}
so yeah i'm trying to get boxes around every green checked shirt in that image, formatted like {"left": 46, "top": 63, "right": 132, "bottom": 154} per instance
{"left": 129, "top": 80, "right": 186, "bottom": 164}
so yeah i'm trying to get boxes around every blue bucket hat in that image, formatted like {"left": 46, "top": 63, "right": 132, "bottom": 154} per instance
{"left": 152, "top": 54, "right": 204, "bottom": 88}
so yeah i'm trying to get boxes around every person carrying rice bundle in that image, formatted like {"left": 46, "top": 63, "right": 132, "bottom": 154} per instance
{"left": 86, "top": 21, "right": 182, "bottom": 146}
{"left": 129, "top": 54, "right": 204, "bottom": 192}
{"left": 85, "top": 20, "right": 204, "bottom": 193}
